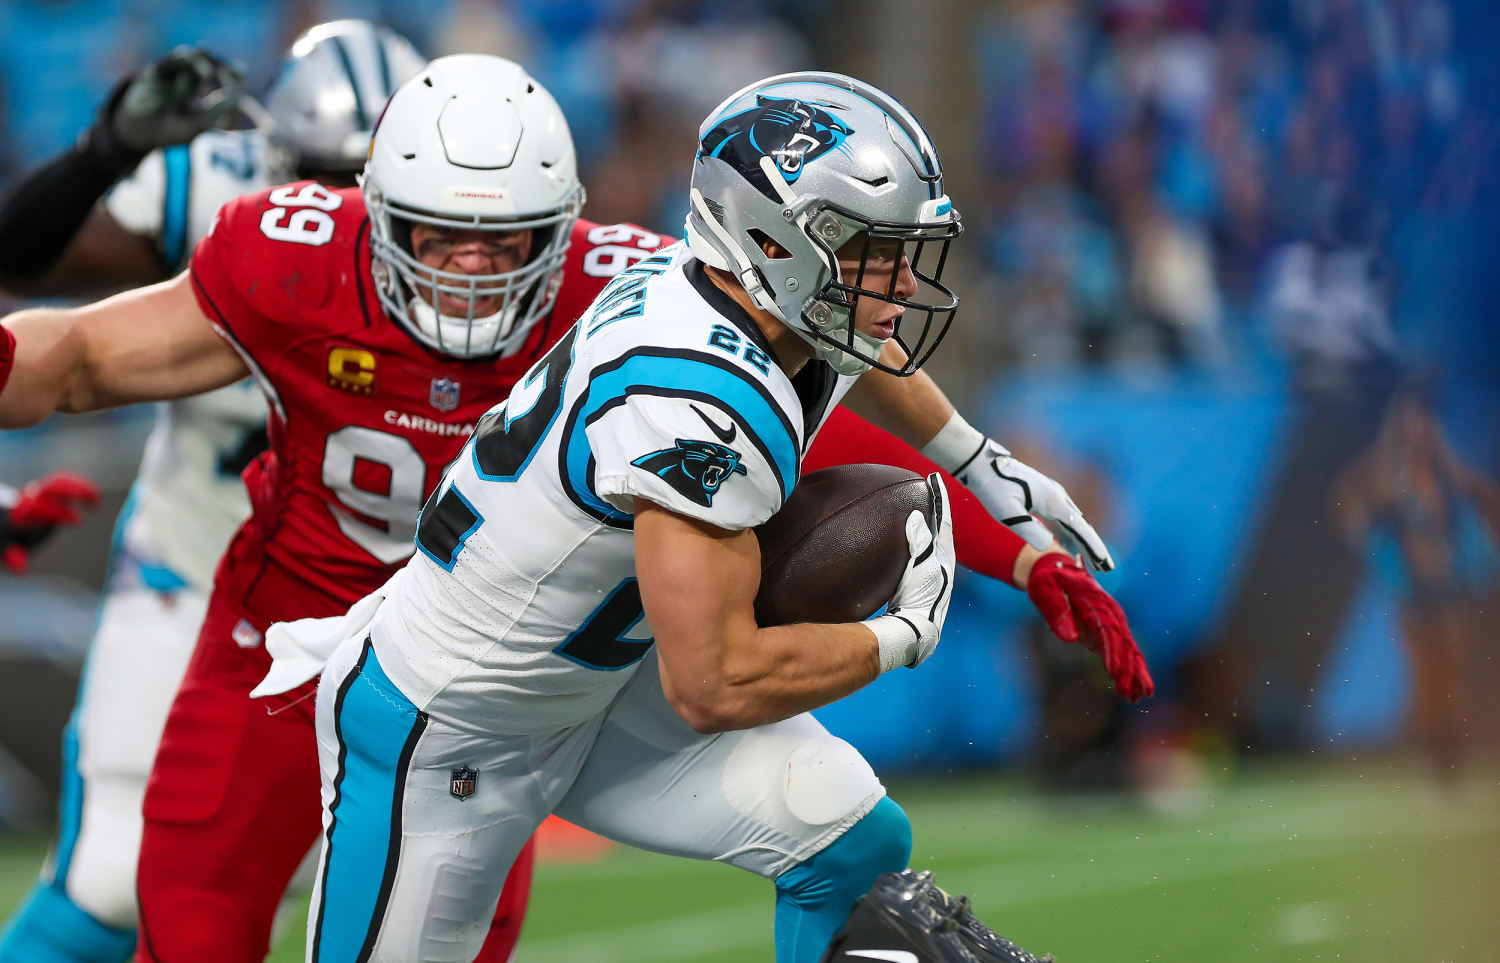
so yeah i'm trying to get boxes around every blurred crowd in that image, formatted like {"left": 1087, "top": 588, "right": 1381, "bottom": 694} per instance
{"left": 4, "top": 0, "right": 1496, "bottom": 383}
{"left": 971, "top": 0, "right": 1492, "bottom": 380}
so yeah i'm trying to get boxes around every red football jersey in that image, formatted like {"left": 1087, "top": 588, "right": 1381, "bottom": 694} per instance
{"left": 190, "top": 182, "right": 667, "bottom": 628}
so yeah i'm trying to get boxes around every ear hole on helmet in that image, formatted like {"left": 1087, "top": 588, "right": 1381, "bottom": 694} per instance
{"left": 521, "top": 226, "right": 550, "bottom": 269}
{"left": 747, "top": 229, "right": 791, "bottom": 259}
{"left": 391, "top": 215, "right": 418, "bottom": 259}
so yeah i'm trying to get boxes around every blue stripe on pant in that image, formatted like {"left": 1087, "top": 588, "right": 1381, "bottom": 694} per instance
{"left": 51, "top": 707, "right": 84, "bottom": 887}
{"left": 312, "top": 639, "right": 428, "bottom": 963}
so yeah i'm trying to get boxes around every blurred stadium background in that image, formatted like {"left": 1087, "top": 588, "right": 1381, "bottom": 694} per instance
{"left": 1, "top": 0, "right": 1498, "bottom": 959}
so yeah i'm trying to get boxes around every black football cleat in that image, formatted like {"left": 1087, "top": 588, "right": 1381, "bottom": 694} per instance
{"left": 820, "top": 869, "right": 1055, "bottom": 963}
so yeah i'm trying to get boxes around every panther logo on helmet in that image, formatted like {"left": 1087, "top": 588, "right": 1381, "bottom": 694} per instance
{"left": 632, "top": 439, "right": 749, "bottom": 507}
{"left": 701, "top": 96, "right": 854, "bottom": 200}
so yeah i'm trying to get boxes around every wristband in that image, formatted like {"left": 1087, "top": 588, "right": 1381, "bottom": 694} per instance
{"left": 919, "top": 411, "right": 987, "bottom": 477}
{"left": 866, "top": 613, "right": 921, "bottom": 673}
{"left": 0, "top": 326, "right": 15, "bottom": 397}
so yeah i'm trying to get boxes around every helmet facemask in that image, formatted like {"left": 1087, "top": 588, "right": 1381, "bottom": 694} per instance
{"left": 366, "top": 178, "right": 584, "bottom": 359}
{"left": 798, "top": 203, "right": 962, "bottom": 377}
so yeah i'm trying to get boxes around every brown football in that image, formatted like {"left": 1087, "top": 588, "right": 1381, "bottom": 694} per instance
{"left": 753, "top": 463, "right": 933, "bottom": 626}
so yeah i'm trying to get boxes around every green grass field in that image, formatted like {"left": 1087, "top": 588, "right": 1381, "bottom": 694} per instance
{"left": 0, "top": 756, "right": 1494, "bottom": 961}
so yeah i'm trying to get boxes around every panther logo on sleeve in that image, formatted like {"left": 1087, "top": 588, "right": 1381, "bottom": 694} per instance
{"left": 700, "top": 95, "right": 854, "bottom": 200}
{"left": 632, "top": 440, "right": 749, "bottom": 507}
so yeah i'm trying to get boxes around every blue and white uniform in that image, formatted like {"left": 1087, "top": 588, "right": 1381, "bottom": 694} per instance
{"left": 5, "top": 129, "right": 273, "bottom": 947}
{"left": 307, "top": 243, "right": 887, "bottom": 961}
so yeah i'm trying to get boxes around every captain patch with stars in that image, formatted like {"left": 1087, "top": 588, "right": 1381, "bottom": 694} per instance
{"left": 632, "top": 438, "right": 749, "bottom": 507}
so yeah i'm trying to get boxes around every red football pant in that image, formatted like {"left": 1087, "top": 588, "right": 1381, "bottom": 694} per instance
{"left": 135, "top": 592, "right": 535, "bottom": 962}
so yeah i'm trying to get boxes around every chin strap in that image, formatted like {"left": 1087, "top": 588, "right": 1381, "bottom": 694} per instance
{"left": 687, "top": 187, "right": 784, "bottom": 320}
{"left": 406, "top": 297, "right": 525, "bottom": 358}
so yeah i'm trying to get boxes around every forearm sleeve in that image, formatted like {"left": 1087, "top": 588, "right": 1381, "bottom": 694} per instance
{"left": 0, "top": 114, "right": 144, "bottom": 279}
{"left": 806, "top": 406, "right": 1024, "bottom": 587}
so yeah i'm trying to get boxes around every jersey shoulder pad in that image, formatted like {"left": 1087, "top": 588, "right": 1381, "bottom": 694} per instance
{"left": 105, "top": 130, "right": 281, "bottom": 268}
{"left": 190, "top": 182, "right": 364, "bottom": 325}
{"left": 190, "top": 129, "right": 278, "bottom": 181}
{"left": 103, "top": 148, "right": 168, "bottom": 242}
{"left": 586, "top": 378, "right": 795, "bottom": 531}
{"left": 553, "top": 219, "right": 676, "bottom": 322}
{"left": 186, "top": 129, "right": 279, "bottom": 208}
{"left": 579, "top": 275, "right": 799, "bottom": 531}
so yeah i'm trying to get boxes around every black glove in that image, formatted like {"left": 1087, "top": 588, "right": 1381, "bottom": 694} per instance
{"left": 85, "top": 47, "right": 244, "bottom": 168}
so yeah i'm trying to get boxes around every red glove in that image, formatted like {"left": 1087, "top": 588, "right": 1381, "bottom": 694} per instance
{"left": 1, "top": 472, "right": 101, "bottom": 573}
{"left": 1026, "top": 553, "right": 1154, "bottom": 701}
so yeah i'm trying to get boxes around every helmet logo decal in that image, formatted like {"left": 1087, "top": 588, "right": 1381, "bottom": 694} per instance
{"left": 701, "top": 95, "right": 854, "bottom": 200}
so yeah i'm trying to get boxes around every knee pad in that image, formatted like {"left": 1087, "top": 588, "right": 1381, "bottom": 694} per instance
{"left": 775, "top": 796, "right": 912, "bottom": 909}
{"left": 724, "top": 725, "right": 886, "bottom": 870}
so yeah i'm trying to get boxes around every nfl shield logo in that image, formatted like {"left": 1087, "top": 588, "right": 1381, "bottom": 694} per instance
{"left": 450, "top": 766, "right": 478, "bottom": 801}
{"left": 429, "top": 377, "right": 461, "bottom": 412}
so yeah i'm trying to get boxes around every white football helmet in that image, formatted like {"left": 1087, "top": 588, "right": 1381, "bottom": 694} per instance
{"left": 264, "top": 20, "right": 426, "bottom": 181}
{"left": 362, "top": 54, "right": 585, "bottom": 359}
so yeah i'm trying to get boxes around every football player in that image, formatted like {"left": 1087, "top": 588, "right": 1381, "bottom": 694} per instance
{"left": 0, "top": 52, "right": 690, "bottom": 963}
{"left": 264, "top": 71, "right": 1144, "bottom": 962}
{"left": 0, "top": 56, "right": 1140, "bottom": 960}
{"left": 0, "top": 22, "right": 429, "bottom": 963}
{"left": 0, "top": 473, "right": 101, "bottom": 574}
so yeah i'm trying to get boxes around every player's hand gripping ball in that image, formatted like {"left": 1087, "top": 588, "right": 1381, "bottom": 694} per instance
{"left": 756, "top": 465, "right": 954, "bottom": 666}
{"left": 877, "top": 474, "right": 956, "bottom": 669}
{"left": 0, "top": 472, "right": 101, "bottom": 574}
{"left": 753, "top": 464, "right": 936, "bottom": 627}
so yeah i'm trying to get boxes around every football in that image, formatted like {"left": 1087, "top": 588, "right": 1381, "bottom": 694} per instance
{"left": 753, "top": 463, "right": 934, "bottom": 626}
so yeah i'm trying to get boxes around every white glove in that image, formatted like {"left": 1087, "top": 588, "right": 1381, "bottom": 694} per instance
{"left": 959, "top": 439, "right": 1115, "bottom": 572}
{"left": 866, "top": 473, "right": 956, "bottom": 672}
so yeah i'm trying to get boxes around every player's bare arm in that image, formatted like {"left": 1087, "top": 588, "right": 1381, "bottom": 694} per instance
{"left": 836, "top": 347, "right": 1073, "bottom": 581}
{"left": 0, "top": 271, "right": 246, "bottom": 427}
{"left": 635, "top": 497, "right": 882, "bottom": 733}
{"left": 844, "top": 340, "right": 1117, "bottom": 569}
{"left": 841, "top": 342, "right": 955, "bottom": 447}
{"left": 834, "top": 353, "right": 1151, "bottom": 699}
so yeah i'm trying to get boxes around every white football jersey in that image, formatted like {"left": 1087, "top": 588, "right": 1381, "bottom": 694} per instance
{"left": 372, "top": 242, "right": 857, "bottom": 734}
{"left": 105, "top": 129, "right": 280, "bottom": 591}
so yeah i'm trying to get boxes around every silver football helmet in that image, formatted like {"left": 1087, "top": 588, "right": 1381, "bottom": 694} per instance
{"left": 362, "top": 54, "right": 584, "bottom": 359}
{"left": 264, "top": 20, "right": 426, "bottom": 180}
{"left": 685, "top": 71, "right": 962, "bottom": 376}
